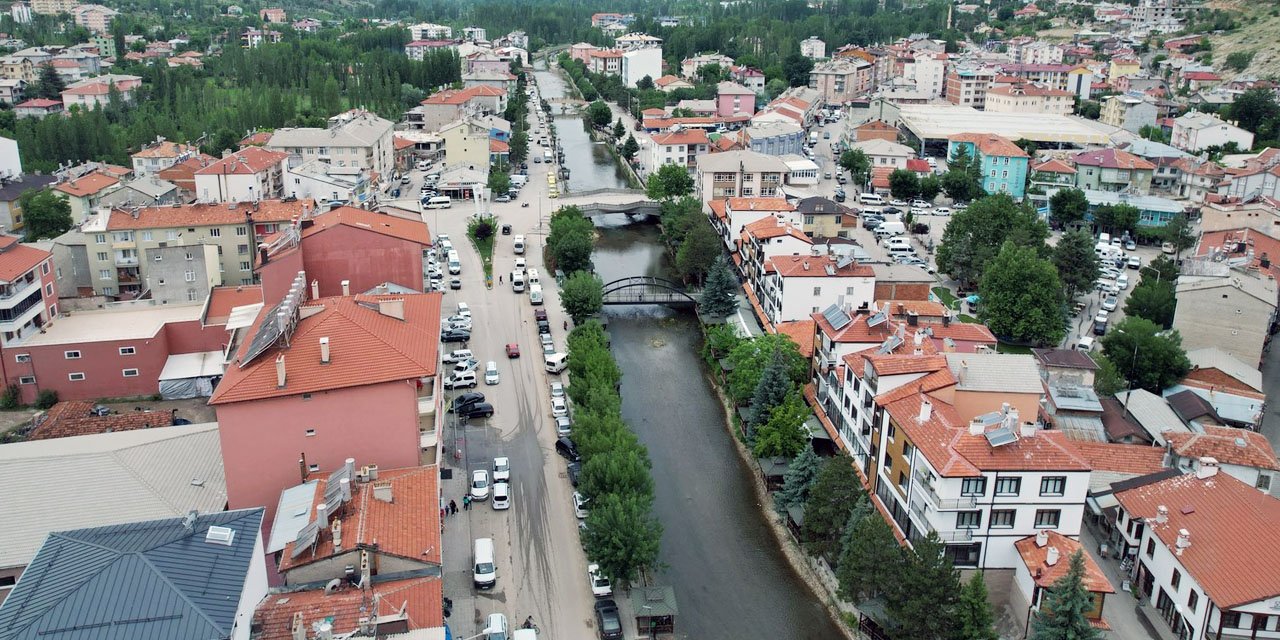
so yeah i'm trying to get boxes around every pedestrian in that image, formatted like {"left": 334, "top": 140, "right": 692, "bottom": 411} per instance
{"left": 499, "top": 274, "right": 503, "bottom": 284}
{"left": 563, "top": 320, "right": 568, "bottom": 330}
{"left": 449, "top": 499, "right": 458, "bottom": 515}
{"left": 463, "top": 495, "right": 471, "bottom": 510}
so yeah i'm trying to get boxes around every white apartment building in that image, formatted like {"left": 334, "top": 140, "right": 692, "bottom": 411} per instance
{"left": 904, "top": 52, "right": 947, "bottom": 98}
{"left": 759, "top": 254, "right": 874, "bottom": 325}
{"left": 1170, "top": 112, "right": 1255, "bottom": 154}
{"left": 194, "top": 147, "right": 290, "bottom": 204}
{"left": 265, "top": 110, "right": 395, "bottom": 177}
{"left": 408, "top": 22, "right": 452, "bottom": 40}
{"left": 800, "top": 37, "right": 826, "bottom": 60}
{"left": 737, "top": 216, "right": 815, "bottom": 287}
{"left": 706, "top": 197, "right": 798, "bottom": 252}
{"left": 621, "top": 47, "right": 661, "bottom": 88}
{"left": 695, "top": 150, "right": 789, "bottom": 199}
{"left": 1114, "top": 469, "right": 1280, "bottom": 640}
{"left": 284, "top": 160, "right": 374, "bottom": 206}
{"left": 648, "top": 129, "right": 709, "bottom": 171}
{"left": 985, "top": 83, "right": 1074, "bottom": 115}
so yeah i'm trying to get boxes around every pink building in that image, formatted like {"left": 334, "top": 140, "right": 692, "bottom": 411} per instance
{"left": 568, "top": 42, "right": 597, "bottom": 64}
{"left": 258, "top": 206, "right": 432, "bottom": 303}
{"left": 210, "top": 292, "right": 442, "bottom": 523}
{"left": 0, "top": 233, "right": 57, "bottom": 351}
{"left": 716, "top": 81, "right": 757, "bottom": 117}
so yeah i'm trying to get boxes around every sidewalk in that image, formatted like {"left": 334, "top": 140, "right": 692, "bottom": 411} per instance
{"left": 1079, "top": 527, "right": 1168, "bottom": 640}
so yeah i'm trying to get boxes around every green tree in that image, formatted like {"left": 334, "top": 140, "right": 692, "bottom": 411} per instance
{"left": 620, "top": 134, "right": 639, "bottom": 161}
{"left": 752, "top": 391, "right": 809, "bottom": 458}
{"left": 1162, "top": 213, "right": 1196, "bottom": 257}
{"left": 746, "top": 348, "right": 794, "bottom": 436}
{"left": 31, "top": 62, "right": 66, "bottom": 100}
{"left": 956, "top": 573, "right": 999, "bottom": 640}
{"left": 19, "top": 189, "right": 72, "bottom": 240}
{"left": 581, "top": 492, "right": 663, "bottom": 587}
{"left": 1092, "top": 355, "right": 1127, "bottom": 396}
{"left": 1144, "top": 255, "right": 1179, "bottom": 284}
{"left": 674, "top": 217, "right": 721, "bottom": 284}
{"left": 979, "top": 242, "right": 1067, "bottom": 345}
{"left": 937, "top": 194, "right": 1050, "bottom": 287}
{"left": 918, "top": 175, "right": 942, "bottom": 201}
{"left": 1227, "top": 88, "right": 1279, "bottom": 134}
{"left": 1224, "top": 50, "right": 1255, "bottom": 72}
{"left": 646, "top": 163, "right": 695, "bottom": 201}
{"left": 509, "top": 131, "right": 528, "bottom": 164}
{"left": 1029, "top": 550, "right": 1103, "bottom": 640}
{"left": 885, "top": 533, "right": 961, "bottom": 640}
{"left": 546, "top": 206, "right": 595, "bottom": 273}
{"left": 561, "top": 271, "right": 604, "bottom": 323}
{"left": 1123, "top": 280, "right": 1176, "bottom": 329}
{"left": 838, "top": 149, "right": 872, "bottom": 187}
{"left": 800, "top": 456, "right": 863, "bottom": 559}
{"left": 1138, "top": 124, "right": 1170, "bottom": 144}
{"left": 941, "top": 146, "right": 984, "bottom": 202}
{"left": 725, "top": 333, "right": 807, "bottom": 404}
{"left": 1053, "top": 229, "right": 1101, "bottom": 302}
{"left": 1048, "top": 188, "right": 1089, "bottom": 228}
{"left": 773, "top": 444, "right": 820, "bottom": 513}
{"left": 586, "top": 100, "right": 612, "bottom": 127}
{"left": 579, "top": 446, "right": 652, "bottom": 502}
{"left": 781, "top": 52, "right": 813, "bottom": 87}
{"left": 1092, "top": 204, "right": 1140, "bottom": 236}
{"left": 487, "top": 167, "right": 511, "bottom": 196}
{"left": 612, "top": 118, "right": 625, "bottom": 138}
{"left": 699, "top": 255, "right": 739, "bottom": 317}
{"left": 835, "top": 505, "right": 902, "bottom": 602}
{"left": 635, "top": 75, "right": 655, "bottom": 90}
{"left": 1100, "top": 317, "right": 1190, "bottom": 391}
{"left": 888, "top": 169, "right": 921, "bottom": 200}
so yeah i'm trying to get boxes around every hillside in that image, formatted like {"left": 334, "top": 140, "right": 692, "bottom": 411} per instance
{"left": 1205, "top": 0, "right": 1280, "bottom": 80}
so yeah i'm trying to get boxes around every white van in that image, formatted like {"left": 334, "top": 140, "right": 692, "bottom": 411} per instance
{"left": 511, "top": 271, "right": 526, "bottom": 292}
{"left": 526, "top": 268, "right": 540, "bottom": 286}
{"left": 447, "top": 251, "right": 462, "bottom": 275}
{"left": 416, "top": 160, "right": 430, "bottom": 171}
{"left": 426, "top": 196, "right": 453, "bottom": 209}
{"left": 473, "top": 538, "right": 496, "bottom": 589}
{"left": 886, "top": 236, "right": 911, "bottom": 250}
{"left": 875, "top": 221, "right": 906, "bottom": 237}
{"left": 510, "top": 174, "right": 528, "bottom": 188}
{"left": 888, "top": 244, "right": 914, "bottom": 256}
{"left": 513, "top": 235, "right": 525, "bottom": 255}
{"left": 444, "top": 370, "right": 477, "bottom": 390}
{"left": 544, "top": 352, "right": 567, "bottom": 373}
{"left": 529, "top": 284, "right": 543, "bottom": 305}
{"left": 859, "top": 193, "right": 885, "bottom": 206}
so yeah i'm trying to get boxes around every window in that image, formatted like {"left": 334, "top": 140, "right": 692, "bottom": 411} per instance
{"left": 155, "top": 254, "right": 163, "bottom": 262}
{"left": 1040, "top": 476, "right": 1066, "bottom": 496}
{"left": 1220, "top": 612, "right": 1241, "bottom": 628}
{"left": 99, "top": 269, "right": 111, "bottom": 280}
{"left": 167, "top": 230, "right": 179, "bottom": 241}
{"left": 64, "top": 350, "right": 81, "bottom": 359}
{"left": 209, "top": 228, "right": 221, "bottom": 237}
{"left": 1146, "top": 538, "right": 1156, "bottom": 558}
{"left": 56, "top": 267, "right": 61, "bottom": 278}
{"left": 990, "top": 509, "right": 1015, "bottom": 528}
{"left": 119, "top": 346, "right": 135, "bottom": 355}
{"left": 18, "top": 375, "right": 35, "bottom": 385}
{"left": 803, "top": 215, "right": 815, "bottom": 225}
{"left": 184, "top": 270, "right": 196, "bottom": 282}
{"left": 94, "top": 234, "right": 106, "bottom": 244}
{"left": 943, "top": 542, "right": 982, "bottom": 567}
{"left": 1033, "top": 509, "right": 1060, "bottom": 528}
{"left": 15, "top": 354, "right": 29, "bottom": 363}
{"left": 305, "top": 429, "right": 316, "bottom": 437}
{"left": 187, "top": 289, "right": 198, "bottom": 301}
{"left": 1171, "top": 568, "right": 1181, "bottom": 590}
{"left": 995, "top": 476, "right": 1021, "bottom": 496}
{"left": 68, "top": 372, "right": 85, "bottom": 381}
{"left": 240, "top": 261, "right": 251, "bottom": 271}
{"left": 886, "top": 423, "right": 896, "bottom": 441}
{"left": 1258, "top": 475, "right": 1272, "bottom": 492}
{"left": 122, "top": 368, "right": 139, "bottom": 377}
{"left": 1186, "top": 590, "right": 1198, "bottom": 613}
{"left": 102, "top": 287, "right": 114, "bottom": 296}
{"left": 238, "top": 244, "right": 249, "bottom": 255}
{"left": 956, "top": 511, "right": 981, "bottom": 529}
{"left": 40, "top": 262, "right": 48, "bottom": 275}
{"left": 236, "top": 226, "right": 248, "bottom": 236}
{"left": 308, "top": 464, "right": 320, "bottom": 472}
{"left": 96, "top": 252, "right": 108, "bottom": 262}
{"left": 812, "top": 286, "right": 822, "bottom": 296}
{"left": 961, "top": 478, "right": 986, "bottom": 496}
{"left": 141, "top": 231, "right": 152, "bottom": 241}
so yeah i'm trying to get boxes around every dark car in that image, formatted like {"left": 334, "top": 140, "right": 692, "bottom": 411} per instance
{"left": 555, "top": 436, "right": 580, "bottom": 462}
{"left": 594, "top": 600, "right": 623, "bottom": 640}
{"left": 501, "top": 224, "right": 512, "bottom": 235}
{"left": 450, "top": 392, "right": 485, "bottom": 412}
{"left": 441, "top": 329, "right": 471, "bottom": 343}
{"left": 535, "top": 309, "right": 550, "bottom": 335}
{"left": 567, "top": 461, "right": 581, "bottom": 486}
{"left": 457, "top": 402, "right": 494, "bottom": 419}
{"left": 861, "top": 216, "right": 884, "bottom": 230}
{"left": 881, "top": 206, "right": 901, "bottom": 215}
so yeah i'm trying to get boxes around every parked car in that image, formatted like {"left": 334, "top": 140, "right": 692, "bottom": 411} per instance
{"left": 449, "top": 277, "right": 462, "bottom": 290}
{"left": 1101, "top": 296, "right": 1118, "bottom": 312}
{"left": 443, "top": 349, "right": 474, "bottom": 364}
{"left": 441, "top": 328, "right": 471, "bottom": 343}
{"left": 484, "top": 361, "right": 500, "bottom": 385}
{"left": 458, "top": 401, "right": 494, "bottom": 418}
{"left": 933, "top": 207, "right": 952, "bottom": 216}
{"left": 493, "top": 456, "right": 511, "bottom": 483}
{"left": 890, "top": 199, "right": 908, "bottom": 207}
{"left": 587, "top": 563, "right": 613, "bottom": 597}
{"left": 495, "top": 194, "right": 511, "bottom": 203}
{"left": 1125, "top": 239, "right": 1137, "bottom": 251}
{"left": 1116, "top": 274, "right": 1129, "bottom": 290}
{"left": 551, "top": 397, "right": 568, "bottom": 417}
{"left": 470, "top": 470, "right": 490, "bottom": 501}
{"left": 492, "top": 482, "right": 510, "bottom": 510}
{"left": 910, "top": 199, "right": 932, "bottom": 209}
{"left": 453, "top": 358, "right": 479, "bottom": 374}
{"left": 550, "top": 381, "right": 565, "bottom": 398}
{"left": 567, "top": 461, "right": 581, "bottom": 486}
{"left": 505, "top": 343, "right": 521, "bottom": 358}
{"left": 555, "top": 436, "right": 580, "bottom": 462}
{"left": 450, "top": 392, "right": 485, "bottom": 412}
{"left": 594, "top": 600, "right": 623, "bottom": 640}
{"left": 572, "top": 491, "right": 589, "bottom": 519}
{"left": 1127, "top": 256, "right": 1141, "bottom": 270}
{"left": 555, "top": 415, "right": 572, "bottom": 436}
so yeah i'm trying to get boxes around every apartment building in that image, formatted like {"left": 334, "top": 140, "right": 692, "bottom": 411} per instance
{"left": 194, "top": 147, "right": 290, "bottom": 203}
{"left": 70, "top": 3, "right": 115, "bottom": 33}
{"left": 649, "top": 129, "right": 709, "bottom": 171}
{"left": 759, "top": 254, "right": 874, "bottom": 325}
{"left": 75, "top": 198, "right": 315, "bottom": 298}
{"left": 404, "top": 39, "right": 457, "bottom": 61}
{"left": 695, "top": 150, "right": 789, "bottom": 199}
{"left": 29, "top": 0, "right": 78, "bottom": 15}
{"left": 680, "top": 52, "right": 734, "bottom": 79}
{"left": 1172, "top": 272, "right": 1277, "bottom": 368}
{"left": 808, "top": 58, "right": 873, "bottom": 105}
{"left": 621, "top": 47, "right": 661, "bottom": 89}
{"left": 1072, "top": 148, "right": 1156, "bottom": 195}
{"left": 130, "top": 139, "right": 199, "bottom": 176}
{"left": 283, "top": 160, "right": 374, "bottom": 206}
{"left": 854, "top": 138, "right": 915, "bottom": 170}
{"left": 408, "top": 22, "right": 452, "bottom": 40}
{"left": 1170, "top": 111, "right": 1255, "bottom": 154}
{"left": 945, "top": 67, "right": 995, "bottom": 108}
{"left": 903, "top": 52, "right": 947, "bottom": 98}
{"left": 947, "top": 133, "right": 1030, "bottom": 200}
{"left": 266, "top": 110, "right": 396, "bottom": 177}
{"left": 706, "top": 197, "right": 798, "bottom": 252}
{"left": 737, "top": 216, "right": 814, "bottom": 287}
{"left": 794, "top": 196, "right": 850, "bottom": 238}
{"left": 1100, "top": 94, "right": 1159, "bottom": 134}
{"left": 52, "top": 170, "right": 119, "bottom": 223}
{"left": 800, "top": 37, "right": 826, "bottom": 60}
{"left": 716, "top": 81, "right": 756, "bottom": 117}
{"left": 60, "top": 74, "right": 141, "bottom": 109}
{"left": 744, "top": 121, "right": 805, "bottom": 156}
{"left": 1113, "top": 469, "right": 1280, "bottom": 640}
{"left": 984, "top": 83, "right": 1073, "bottom": 115}
{"left": 0, "top": 234, "right": 56, "bottom": 351}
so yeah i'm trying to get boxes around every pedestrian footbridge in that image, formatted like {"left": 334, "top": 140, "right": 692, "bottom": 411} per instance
{"left": 600, "top": 276, "right": 700, "bottom": 306}
{"left": 556, "top": 189, "right": 661, "bottom": 216}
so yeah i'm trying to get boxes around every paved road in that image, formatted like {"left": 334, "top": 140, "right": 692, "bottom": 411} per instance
{"left": 397, "top": 79, "right": 602, "bottom": 639}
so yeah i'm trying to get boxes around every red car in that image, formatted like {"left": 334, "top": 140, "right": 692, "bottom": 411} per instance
{"left": 505, "top": 343, "right": 520, "bottom": 358}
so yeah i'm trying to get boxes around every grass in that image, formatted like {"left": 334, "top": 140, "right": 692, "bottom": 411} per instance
{"left": 996, "top": 342, "right": 1034, "bottom": 355}
{"left": 467, "top": 216, "right": 496, "bottom": 285}
{"left": 931, "top": 286, "right": 960, "bottom": 310}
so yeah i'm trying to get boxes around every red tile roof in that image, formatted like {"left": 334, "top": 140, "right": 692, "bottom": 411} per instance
{"left": 1032, "top": 158, "right": 1077, "bottom": 174}
{"left": 1195, "top": 228, "right": 1280, "bottom": 279}
{"left": 253, "top": 577, "right": 443, "bottom": 640}
{"left": 765, "top": 254, "right": 874, "bottom": 277}
{"left": 876, "top": 299, "right": 948, "bottom": 318}
{"left": 707, "top": 199, "right": 728, "bottom": 222}
{"left": 726, "top": 197, "right": 794, "bottom": 212}
{"left": 240, "top": 131, "right": 273, "bottom": 147}
{"left": 1015, "top": 530, "right": 1114, "bottom": 594}
{"left": 279, "top": 465, "right": 441, "bottom": 571}
{"left": 194, "top": 147, "right": 289, "bottom": 175}
{"left": 950, "top": 132, "right": 1028, "bottom": 158}
{"left": 132, "top": 141, "right": 198, "bottom": 159}
{"left": 205, "top": 285, "right": 264, "bottom": 325}
{"left": 0, "top": 235, "right": 50, "bottom": 283}
{"left": 1114, "top": 472, "right": 1280, "bottom": 608}
{"left": 1071, "top": 441, "right": 1167, "bottom": 475}
{"left": 856, "top": 120, "right": 897, "bottom": 132}
{"left": 28, "top": 401, "right": 174, "bottom": 440}
{"left": 1072, "top": 148, "right": 1155, "bottom": 171}
{"left": 393, "top": 136, "right": 416, "bottom": 151}
{"left": 742, "top": 216, "right": 811, "bottom": 243}
{"left": 1164, "top": 426, "right": 1280, "bottom": 470}
{"left": 813, "top": 310, "right": 893, "bottom": 345}
{"left": 210, "top": 293, "right": 442, "bottom": 404}
{"left": 652, "top": 129, "right": 709, "bottom": 146}
{"left": 106, "top": 199, "right": 315, "bottom": 230}
{"left": 776, "top": 320, "right": 815, "bottom": 358}
{"left": 489, "top": 138, "right": 510, "bottom": 153}
{"left": 906, "top": 158, "right": 932, "bottom": 173}
{"left": 15, "top": 98, "right": 62, "bottom": 109}
{"left": 303, "top": 206, "right": 432, "bottom": 246}
{"left": 987, "top": 82, "right": 1072, "bottom": 97}
{"left": 53, "top": 171, "right": 119, "bottom": 197}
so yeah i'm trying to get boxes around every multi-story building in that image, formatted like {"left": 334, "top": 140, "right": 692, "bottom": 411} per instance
{"left": 283, "top": 159, "right": 374, "bottom": 206}
{"left": 947, "top": 133, "right": 1030, "bottom": 200}
{"left": 258, "top": 6, "right": 285, "bottom": 23}
{"left": 716, "top": 81, "right": 756, "bottom": 118}
{"left": 439, "top": 117, "right": 494, "bottom": 170}
{"left": 680, "top": 52, "right": 734, "bottom": 79}
{"left": 408, "top": 85, "right": 506, "bottom": 131}
{"left": 59, "top": 74, "right": 141, "bottom": 110}
{"left": 1170, "top": 111, "right": 1255, "bottom": 153}
{"left": 1172, "top": 272, "right": 1277, "bottom": 368}
{"left": 695, "top": 150, "right": 789, "bottom": 199}
{"left": 0, "top": 234, "right": 55, "bottom": 351}
{"left": 29, "top": 0, "right": 77, "bottom": 15}
{"left": 130, "top": 139, "right": 198, "bottom": 176}
{"left": 0, "top": 78, "right": 24, "bottom": 105}
{"left": 648, "top": 129, "right": 709, "bottom": 171}
{"left": 744, "top": 121, "right": 804, "bottom": 156}
{"left": 194, "top": 147, "right": 290, "bottom": 203}
{"left": 1100, "top": 94, "right": 1159, "bottom": 134}
{"left": 1113, "top": 468, "right": 1280, "bottom": 640}
{"left": 210, "top": 292, "right": 442, "bottom": 524}
{"left": 945, "top": 66, "right": 995, "bottom": 108}
{"left": 759, "top": 254, "right": 874, "bottom": 325}
{"left": 70, "top": 3, "right": 115, "bottom": 33}
{"left": 793, "top": 196, "right": 850, "bottom": 238}
{"left": 241, "top": 28, "right": 282, "bottom": 48}
{"left": 1163, "top": 426, "right": 1279, "bottom": 493}
{"left": 737, "top": 216, "right": 815, "bottom": 290}
{"left": 587, "top": 48, "right": 623, "bottom": 75}
{"left": 984, "top": 83, "right": 1073, "bottom": 115}
{"left": 1072, "top": 148, "right": 1156, "bottom": 195}
{"left": 732, "top": 66, "right": 766, "bottom": 93}
{"left": 266, "top": 110, "right": 396, "bottom": 177}
{"left": 621, "top": 47, "right": 661, "bottom": 89}
{"left": 800, "top": 37, "right": 826, "bottom": 60}
{"left": 854, "top": 138, "right": 916, "bottom": 171}
{"left": 404, "top": 39, "right": 457, "bottom": 61}
{"left": 705, "top": 197, "right": 798, "bottom": 252}
{"left": 1028, "top": 158, "right": 1078, "bottom": 205}
{"left": 52, "top": 170, "right": 119, "bottom": 223}
{"left": 808, "top": 58, "right": 873, "bottom": 105}
{"left": 1170, "top": 157, "right": 1225, "bottom": 204}
{"left": 408, "top": 22, "right": 453, "bottom": 40}
{"left": 1017, "top": 42, "right": 1065, "bottom": 65}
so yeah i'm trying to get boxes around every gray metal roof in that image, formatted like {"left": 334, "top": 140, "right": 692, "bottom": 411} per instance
{"left": 944, "top": 353, "right": 1043, "bottom": 394}
{"left": 627, "top": 585, "right": 678, "bottom": 617}
{"left": 0, "top": 424, "right": 227, "bottom": 571}
{"left": 0, "top": 508, "right": 264, "bottom": 640}
{"left": 267, "top": 479, "right": 318, "bottom": 553}
{"left": 1185, "top": 347, "right": 1263, "bottom": 391}
{"left": 1116, "top": 389, "right": 1192, "bottom": 446}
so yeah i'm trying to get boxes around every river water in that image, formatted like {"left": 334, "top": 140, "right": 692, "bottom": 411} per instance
{"left": 534, "top": 60, "right": 844, "bottom": 640}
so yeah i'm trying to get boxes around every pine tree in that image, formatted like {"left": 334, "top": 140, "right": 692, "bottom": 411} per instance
{"left": 1031, "top": 551, "right": 1103, "bottom": 640}
{"left": 885, "top": 533, "right": 962, "bottom": 640}
{"left": 773, "top": 444, "right": 820, "bottom": 513}
{"left": 956, "top": 572, "right": 999, "bottom": 640}
{"left": 621, "top": 134, "right": 639, "bottom": 161}
{"left": 835, "top": 507, "right": 901, "bottom": 602}
{"left": 699, "top": 255, "right": 738, "bottom": 318}
{"left": 613, "top": 118, "right": 625, "bottom": 138}
{"left": 745, "top": 348, "right": 792, "bottom": 438}
{"left": 33, "top": 63, "right": 66, "bottom": 100}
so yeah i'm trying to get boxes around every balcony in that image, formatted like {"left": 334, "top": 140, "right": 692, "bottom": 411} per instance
{"left": 0, "top": 298, "right": 43, "bottom": 334}
{"left": 914, "top": 470, "right": 978, "bottom": 510}
{"left": 111, "top": 239, "right": 135, "bottom": 250}
{"left": 0, "top": 276, "right": 39, "bottom": 307}
{"left": 115, "top": 255, "right": 139, "bottom": 267}
{"left": 934, "top": 529, "right": 974, "bottom": 543}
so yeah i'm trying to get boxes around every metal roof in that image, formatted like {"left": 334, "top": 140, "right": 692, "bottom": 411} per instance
{"left": 0, "top": 508, "right": 264, "bottom": 640}
{"left": 0, "top": 425, "right": 227, "bottom": 571}
{"left": 1116, "top": 389, "right": 1192, "bottom": 446}
{"left": 944, "top": 353, "right": 1043, "bottom": 394}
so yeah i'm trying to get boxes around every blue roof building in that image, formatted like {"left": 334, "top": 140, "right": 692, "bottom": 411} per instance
{"left": 0, "top": 508, "right": 266, "bottom": 640}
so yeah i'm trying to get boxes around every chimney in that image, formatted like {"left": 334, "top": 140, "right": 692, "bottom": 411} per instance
{"left": 1155, "top": 505, "right": 1169, "bottom": 524}
{"left": 275, "top": 354, "right": 286, "bottom": 388}
{"left": 802, "top": 261, "right": 810, "bottom": 270}
{"left": 1035, "top": 530, "right": 1048, "bottom": 548}
{"left": 341, "top": 279, "right": 350, "bottom": 296}
{"left": 378, "top": 298, "right": 405, "bottom": 320}
{"left": 969, "top": 419, "right": 984, "bottom": 436}
{"left": 290, "top": 612, "right": 306, "bottom": 640}
{"left": 359, "top": 549, "right": 372, "bottom": 588}
{"left": 320, "top": 337, "right": 331, "bottom": 364}
{"left": 311, "top": 279, "right": 319, "bottom": 299}
{"left": 331, "top": 518, "right": 342, "bottom": 551}
{"left": 907, "top": 311, "right": 918, "bottom": 326}
{"left": 1195, "top": 456, "right": 1219, "bottom": 479}
{"left": 317, "top": 623, "right": 334, "bottom": 640}
{"left": 897, "top": 303, "right": 905, "bottom": 316}
{"left": 1175, "top": 529, "right": 1191, "bottom": 554}
{"left": 366, "top": 464, "right": 378, "bottom": 480}
{"left": 1021, "top": 421, "right": 1037, "bottom": 438}
{"left": 918, "top": 400, "right": 932, "bottom": 422}
{"left": 315, "top": 502, "right": 329, "bottom": 525}
{"left": 1045, "top": 546, "right": 1060, "bottom": 566}
{"left": 373, "top": 480, "right": 393, "bottom": 502}
{"left": 959, "top": 361, "right": 968, "bottom": 383}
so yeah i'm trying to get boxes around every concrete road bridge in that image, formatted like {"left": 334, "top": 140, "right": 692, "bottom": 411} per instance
{"left": 554, "top": 189, "right": 660, "bottom": 216}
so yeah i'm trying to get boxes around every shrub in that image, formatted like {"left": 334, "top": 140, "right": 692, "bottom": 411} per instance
{"left": 0, "top": 384, "right": 19, "bottom": 410}
{"left": 35, "top": 389, "right": 58, "bottom": 410}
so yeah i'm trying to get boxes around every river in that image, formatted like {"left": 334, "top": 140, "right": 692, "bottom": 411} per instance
{"left": 530, "top": 62, "right": 843, "bottom": 639}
